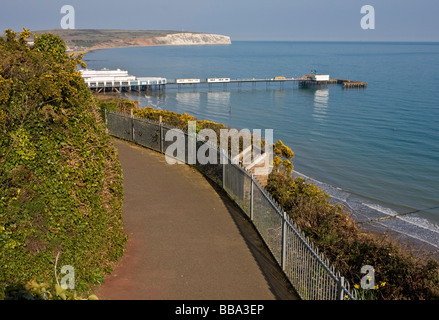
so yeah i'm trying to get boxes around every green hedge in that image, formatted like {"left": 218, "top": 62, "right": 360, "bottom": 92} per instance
{"left": 0, "top": 29, "right": 126, "bottom": 299}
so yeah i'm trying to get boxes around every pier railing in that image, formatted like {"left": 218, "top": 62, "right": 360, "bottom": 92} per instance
{"left": 104, "top": 110, "right": 359, "bottom": 300}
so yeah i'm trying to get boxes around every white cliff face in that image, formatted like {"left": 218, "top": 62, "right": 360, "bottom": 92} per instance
{"left": 155, "top": 33, "right": 231, "bottom": 45}
{"left": 84, "top": 32, "right": 231, "bottom": 53}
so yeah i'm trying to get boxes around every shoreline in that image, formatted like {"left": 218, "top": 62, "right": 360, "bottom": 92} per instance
{"left": 29, "top": 29, "right": 234, "bottom": 55}
{"left": 293, "top": 171, "right": 439, "bottom": 260}
{"left": 83, "top": 39, "right": 438, "bottom": 263}
{"left": 70, "top": 41, "right": 232, "bottom": 55}
{"left": 98, "top": 90, "right": 439, "bottom": 262}
{"left": 110, "top": 87, "right": 439, "bottom": 262}
{"left": 97, "top": 93, "right": 439, "bottom": 298}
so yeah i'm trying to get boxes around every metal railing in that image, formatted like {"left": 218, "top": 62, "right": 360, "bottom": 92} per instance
{"left": 104, "top": 110, "right": 359, "bottom": 300}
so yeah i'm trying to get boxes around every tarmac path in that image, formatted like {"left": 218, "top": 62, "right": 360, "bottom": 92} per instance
{"left": 94, "top": 138, "right": 298, "bottom": 300}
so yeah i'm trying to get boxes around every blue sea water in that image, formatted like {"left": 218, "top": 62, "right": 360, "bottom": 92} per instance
{"left": 84, "top": 41, "right": 439, "bottom": 252}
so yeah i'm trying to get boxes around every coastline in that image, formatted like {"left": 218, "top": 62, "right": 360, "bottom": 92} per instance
{"left": 110, "top": 86, "right": 439, "bottom": 262}
{"left": 97, "top": 95, "right": 439, "bottom": 299}
{"left": 35, "top": 29, "right": 234, "bottom": 55}
{"left": 69, "top": 40, "right": 232, "bottom": 55}
{"left": 293, "top": 171, "right": 439, "bottom": 260}
{"left": 98, "top": 90, "right": 439, "bottom": 262}
{"left": 83, "top": 40, "right": 439, "bottom": 263}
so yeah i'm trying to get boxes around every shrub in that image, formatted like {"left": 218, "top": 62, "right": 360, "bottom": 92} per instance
{"left": 266, "top": 171, "right": 439, "bottom": 300}
{"left": 0, "top": 29, "right": 126, "bottom": 299}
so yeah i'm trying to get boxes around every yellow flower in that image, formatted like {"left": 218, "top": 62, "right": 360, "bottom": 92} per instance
{"left": 354, "top": 284, "right": 360, "bottom": 289}
{"left": 380, "top": 282, "right": 386, "bottom": 287}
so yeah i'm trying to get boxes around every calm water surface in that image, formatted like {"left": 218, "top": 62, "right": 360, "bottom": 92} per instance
{"left": 85, "top": 41, "right": 439, "bottom": 250}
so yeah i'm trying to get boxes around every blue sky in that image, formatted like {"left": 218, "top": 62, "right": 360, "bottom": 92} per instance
{"left": 1, "top": 0, "right": 438, "bottom": 41}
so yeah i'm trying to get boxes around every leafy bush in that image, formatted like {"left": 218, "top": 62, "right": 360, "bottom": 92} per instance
{"left": 266, "top": 171, "right": 439, "bottom": 300}
{"left": 0, "top": 29, "right": 126, "bottom": 299}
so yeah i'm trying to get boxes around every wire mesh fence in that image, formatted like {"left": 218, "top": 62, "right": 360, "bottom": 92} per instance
{"left": 133, "top": 117, "right": 162, "bottom": 152}
{"left": 105, "top": 110, "right": 359, "bottom": 300}
{"left": 252, "top": 181, "right": 283, "bottom": 264}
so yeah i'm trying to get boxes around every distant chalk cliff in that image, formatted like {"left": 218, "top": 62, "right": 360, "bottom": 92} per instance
{"left": 79, "top": 32, "right": 231, "bottom": 52}
{"left": 154, "top": 33, "right": 231, "bottom": 45}
{"left": 28, "top": 29, "right": 231, "bottom": 53}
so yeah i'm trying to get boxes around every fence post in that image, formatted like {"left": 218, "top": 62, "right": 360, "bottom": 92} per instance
{"left": 104, "top": 108, "right": 108, "bottom": 134}
{"left": 337, "top": 277, "right": 345, "bottom": 300}
{"left": 250, "top": 174, "right": 254, "bottom": 221}
{"left": 281, "top": 211, "right": 287, "bottom": 270}
{"left": 130, "top": 108, "right": 135, "bottom": 142}
{"left": 159, "top": 115, "right": 164, "bottom": 153}
{"left": 222, "top": 161, "right": 226, "bottom": 189}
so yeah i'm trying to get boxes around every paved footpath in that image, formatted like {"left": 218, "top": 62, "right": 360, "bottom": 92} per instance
{"left": 95, "top": 139, "right": 298, "bottom": 300}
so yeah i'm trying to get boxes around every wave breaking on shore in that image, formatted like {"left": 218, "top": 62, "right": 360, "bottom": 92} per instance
{"left": 293, "top": 171, "right": 439, "bottom": 259}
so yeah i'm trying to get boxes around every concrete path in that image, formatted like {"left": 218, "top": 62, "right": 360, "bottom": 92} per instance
{"left": 95, "top": 139, "right": 298, "bottom": 300}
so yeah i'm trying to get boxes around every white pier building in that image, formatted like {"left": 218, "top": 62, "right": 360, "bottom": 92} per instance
{"left": 80, "top": 69, "right": 167, "bottom": 92}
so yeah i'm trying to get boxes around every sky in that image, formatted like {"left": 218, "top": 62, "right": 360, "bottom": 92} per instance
{"left": 1, "top": 0, "right": 438, "bottom": 42}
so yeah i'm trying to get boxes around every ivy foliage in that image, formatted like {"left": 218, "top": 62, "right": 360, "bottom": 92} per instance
{"left": 0, "top": 29, "right": 126, "bottom": 299}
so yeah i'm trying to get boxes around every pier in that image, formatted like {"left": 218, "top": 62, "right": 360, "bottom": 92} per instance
{"left": 335, "top": 79, "right": 368, "bottom": 88}
{"left": 296, "top": 74, "right": 367, "bottom": 88}
{"left": 81, "top": 69, "right": 367, "bottom": 93}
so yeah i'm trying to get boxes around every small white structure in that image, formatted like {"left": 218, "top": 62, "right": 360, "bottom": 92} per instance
{"left": 310, "top": 74, "right": 330, "bottom": 82}
{"left": 80, "top": 69, "right": 137, "bottom": 87}
{"left": 207, "top": 78, "right": 230, "bottom": 83}
{"left": 176, "top": 78, "right": 201, "bottom": 84}
{"left": 133, "top": 77, "right": 167, "bottom": 86}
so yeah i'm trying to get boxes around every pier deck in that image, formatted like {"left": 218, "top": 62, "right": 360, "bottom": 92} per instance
{"left": 85, "top": 73, "right": 367, "bottom": 93}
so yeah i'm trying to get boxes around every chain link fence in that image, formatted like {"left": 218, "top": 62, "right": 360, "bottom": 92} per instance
{"left": 105, "top": 110, "right": 359, "bottom": 300}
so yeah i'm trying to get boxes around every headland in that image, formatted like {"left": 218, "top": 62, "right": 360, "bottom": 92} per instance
{"left": 30, "top": 29, "right": 232, "bottom": 54}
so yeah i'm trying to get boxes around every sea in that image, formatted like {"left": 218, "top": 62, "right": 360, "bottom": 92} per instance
{"left": 84, "top": 41, "right": 439, "bottom": 254}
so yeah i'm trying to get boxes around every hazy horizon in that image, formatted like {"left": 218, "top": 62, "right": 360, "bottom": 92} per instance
{"left": 17, "top": 29, "right": 439, "bottom": 44}
{"left": 1, "top": 0, "right": 439, "bottom": 42}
